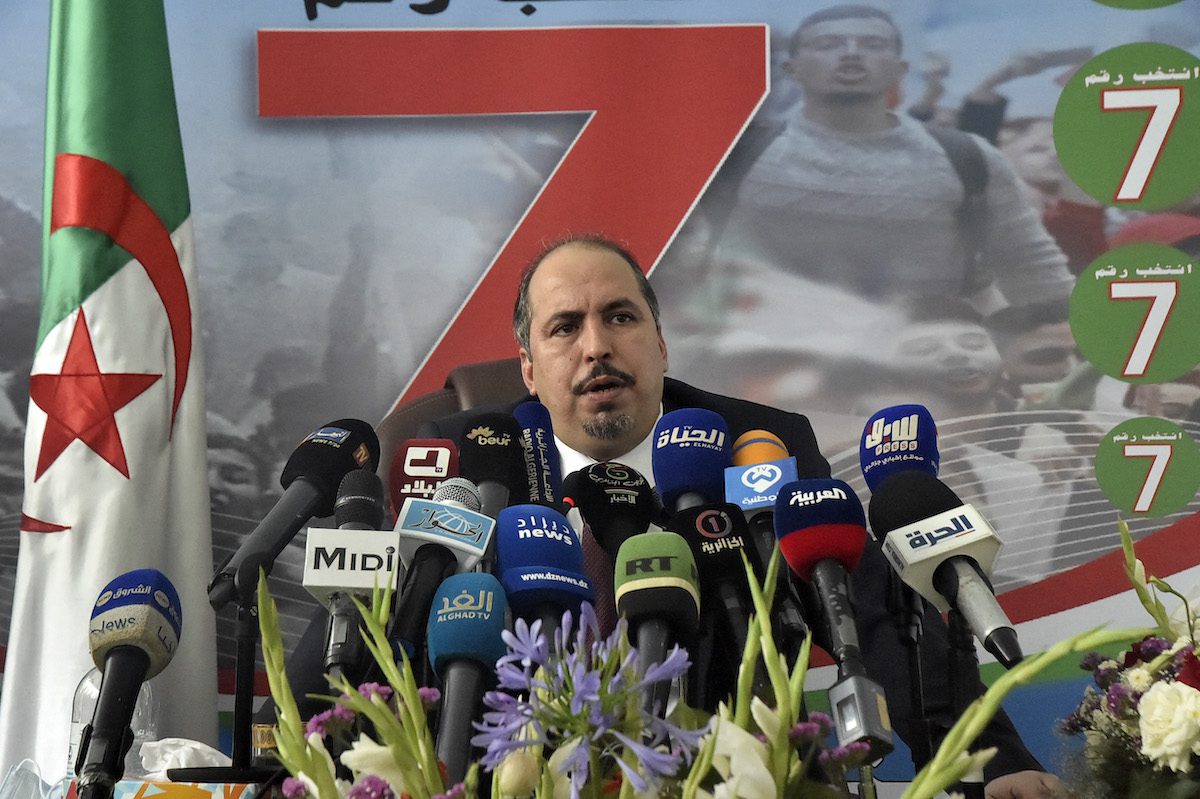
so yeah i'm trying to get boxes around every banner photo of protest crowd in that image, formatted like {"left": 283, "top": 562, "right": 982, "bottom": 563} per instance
{"left": 1, "top": 0, "right": 1199, "bottom": 783}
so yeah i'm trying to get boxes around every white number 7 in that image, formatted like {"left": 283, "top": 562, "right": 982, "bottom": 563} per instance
{"left": 1102, "top": 87, "right": 1182, "bottom": 202}
{"left": 1123, "top": 443, "right": 1173, "bottom": 513}
{"left": 1109, "top": 280, "right": 1177, "bottom": 377}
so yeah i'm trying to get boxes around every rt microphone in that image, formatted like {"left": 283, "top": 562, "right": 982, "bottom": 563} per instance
{"left": 77, "top": 569, "right": 183, "bottom": 799}
{"left": 427, "top": 572, "right": 509, "bottom": 786}
{"left": 513, "top": 401, "right": 563, "bottom": 508}
{"left": 869, "top": 471, "right": 1022, "bottom": 668}
{"left": 859, "top": 404, "right": 939, "bottom": 493}
{"left": 495, "top": 504, "right": 592, "bottom": 640}
{"left": 208, "top": 419, "right": 380, "bottom": 610}
{"left": 388, "top": 438, "right": 459, "bottom": 520}
{"left": 774, "top": 479, "right": 893, "bottom": 760}
{"left": 652, "top": 409, "right": 730, "bottom": 513}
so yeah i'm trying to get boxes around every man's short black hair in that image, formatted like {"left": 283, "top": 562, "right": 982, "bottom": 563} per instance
{"left": 789, "top": 4, "right": 903, "bottom": 57}
{"left": 513, "top": 233, "right": 661, "bottom": 353}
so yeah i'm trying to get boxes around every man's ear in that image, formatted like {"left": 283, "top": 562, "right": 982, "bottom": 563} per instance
{"left": 519, "top": 348, "right": 537, "bottom": 395}
{"left": 658, "top": 329, "right": 669, "bottom": 374}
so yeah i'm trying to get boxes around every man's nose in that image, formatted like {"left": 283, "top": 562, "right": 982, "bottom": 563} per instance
{"left": 580, "top": 320, "right": 613, "bottom": 361}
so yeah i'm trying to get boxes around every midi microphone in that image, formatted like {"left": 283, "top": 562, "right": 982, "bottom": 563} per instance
{"left": 427, "top": 572, "right": 509, "bottom": 786}
{"left": 77, "top": 569, "right": 182, "bottom": 799}
{"left": 859, "top": 404, "right": 939, "bottom": 493}
{"left": 613, "top": 532, "right": 701, "bottom": 713}
{"left": 513, "top": 401, "right": 563, "bottom": 508}
{"left": 495, "top": 504, "right": 592, "bottom": 641}
{"left": 774, "top": 480, "right": 893, "bottom": 760}
{"left": 652, "top": 408, "right": 730, "bottom": 513}
{"left": 459, "top": 413, "right": 524, "bottom": 518}
{"left": 869, "top": 471, "right": 1022, "bottom": 668}
{"left": 388, "top": 438, "right": 459, "bottom": 520}
{"left": 209, "top": 419, "right": 380, "bottom": 610}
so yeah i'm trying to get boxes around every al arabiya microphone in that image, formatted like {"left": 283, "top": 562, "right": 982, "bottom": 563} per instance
{"left": 868, "top": 470, "right": 1023, "bottom": 668}
{"left": 495, "top": 504, "right": 592, "bottom": 640}
{"left": 459, "top": 412, "right": 524, "bottom": 518}
{"left": 209, "top": 418, "right": 380, "bottom": 610}
{"left": 651, "top": 408, "right": 731, "bottom": 514}
{"left": 773, "top": 479, "right": 894, "bottom": 759}
{"left": 513, "top": 401, "right": 563, "bottom": 508}
{"left": 388, "top": 437, "right": 459, "bottom": 520}
{"left": 427, "top": 572, "right": 509, "bottom": 786}
{"left": 859, "top": 404, "right": 939, "bottom": 493}
{"left": 76, "top": 569, "right": 182, "bottom": 799}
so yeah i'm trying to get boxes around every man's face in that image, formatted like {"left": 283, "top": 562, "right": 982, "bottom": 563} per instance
{"left": 889, "top": 320, "right": 1002, "bottom": 398}
{"left": 784, "top": 17, "right": 906, "bottom": 101}
{"left": 208, "top": 445, "right": 263, "bottom": 515}
{"left": 519, "top": 243, "right": 668, "bottom": 460}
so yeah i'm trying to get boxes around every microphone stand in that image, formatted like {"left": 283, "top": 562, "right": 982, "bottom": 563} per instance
{"left": 888, "top": 571, "right": 935, "bottom": 771}
{"left": 946, "top": 609, "right": 985, "bottom": 799}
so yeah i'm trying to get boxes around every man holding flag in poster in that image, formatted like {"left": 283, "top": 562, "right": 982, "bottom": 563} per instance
{"left": 0, "top": 0, "right": 219, "bottom": 776}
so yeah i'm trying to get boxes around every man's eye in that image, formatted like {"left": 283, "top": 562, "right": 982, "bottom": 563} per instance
{"left": 551, "top": 323, "right": 577, "bottom": 336}
{"left": 611, "top": 312, "right": 634, "bottom": 324}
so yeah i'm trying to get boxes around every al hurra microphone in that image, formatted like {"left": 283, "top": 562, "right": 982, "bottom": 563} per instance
{"left": 859, "top": 404, "right": 939, "bottom": 493}
{"left": 652, "top": 408, "right": 731, "bottom": 513}
{"left": 208, "top": 418, "right": 380, "bottom": 610}
{"left": 513, "top": 401, "right": 563, "bottom": 508}
{"left": 495, "top": 504, "right": 592, "bottom": 639}
{"left": 458, "top": 412, "right": 524, "bottom": 518}
{"left": 773, "top": 479, "right": 893, "bottom": 760}
{"left": 868, "top": 470, "right": 1023, "bottom": 668}
{"left": 426, "top": 572, "right": 509, "bottom": 786}
{"left": 388, "top": 438, "right": 459, "bottom": 520}
{"left": 77, "top": 569, "right": 182, "bottom": 799}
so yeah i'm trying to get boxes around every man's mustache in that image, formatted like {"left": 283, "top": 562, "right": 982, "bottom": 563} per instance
{"left": 572, "top": 363, "right": 636, "bottom": 395}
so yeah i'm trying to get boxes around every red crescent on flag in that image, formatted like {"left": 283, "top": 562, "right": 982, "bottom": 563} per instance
{"left": 49, "top": 153, "right": 192, "bottom": 432}
{"left": 18, "top": 513, "right": 71, "bottom": 534}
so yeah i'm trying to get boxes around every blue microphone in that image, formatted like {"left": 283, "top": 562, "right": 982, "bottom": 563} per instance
{"left": 495, "top": 504, "right": 592, "bottom": 638}
{"left": 427, "top": 572, "right": 509, "bottom": 786}
{"left": 859, "top": 404, "right": 939, "bottom": 494}
{"left": 652, "top": 409, "right": 731, "bottom": 513}
{"left": 513, "top": 401, "right": 563, "bottom": 507}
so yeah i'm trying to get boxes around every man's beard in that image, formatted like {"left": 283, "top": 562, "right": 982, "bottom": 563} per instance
{"left": 582, "top": 411, "right": 633, "bottom": 441}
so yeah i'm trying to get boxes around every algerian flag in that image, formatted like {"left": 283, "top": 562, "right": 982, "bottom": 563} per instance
{"left": 0, "top": 0, "right": 218, "bottom": 774}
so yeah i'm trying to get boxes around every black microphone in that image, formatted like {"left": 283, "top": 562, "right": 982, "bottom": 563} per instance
{"left": 458, "top": 412, "right": 524, "bottom": 518}
{"left": 208, "top": 419, "right": 380, "bottom": 610}
{"left": 561, "top": 462, "right": 659, "bottom": 553}
{"left": 322, "top": 469, "right": 386, "bottom": 681}
{"left": 77, "top": 570, "right": 182, "bottom": 799}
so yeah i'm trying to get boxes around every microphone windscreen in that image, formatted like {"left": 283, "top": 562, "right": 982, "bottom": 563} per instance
{"left": 496, "top": 504, "right": 591, "bottom": 615}
{"left": 774, "top": 479, "right": 868, "bottom": 581}
{"left": 459, "top": 413, "right": 524, "bottom": 492}
{"left": 731, "top": 429, "right": 789, "bottom": 466}
{"left": 859, "top": 405, "right": 939, "bottom": 493}
{"left": 561, "top": 462, "right": 658, "bottom": 555}
{"left": 281, "top": 419, "right": 381, "bottom": 516}
{"left": 652, "top": 409, "right": 730, "bottom": 510}
{"left": 614, "top": 532, "right": 700, "bottom": 635}
{"left": 432, "top": 477, "right": 483, "bottom": 512}
{"left": 867, "top": 471, "right": 962, "bottom": 536}
{"left": 89, "top": 569, "right": 182, "bottom": 679}
{"left": 388, "top": 438, "right": 459, "bottom": 513}
{"left": 426, "top": 572, "right": 509, "bottom": 676}
{"left": 513, "top": 401, "right": 563, "bottom": 506}
{"left": 334, "top": 468, "right": 385, "bottom": 529}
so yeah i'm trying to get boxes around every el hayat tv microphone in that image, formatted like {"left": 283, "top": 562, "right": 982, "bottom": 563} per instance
{"left": 773, "top": 480, "right": 893, "bottom": 759}
{"left": 859, "top": 404, "right": 939, "bottom": 493}
{"left": 77, "top": 569, "right": 182, "bottom": 799}
{"left": 459, "top": 413, "right": 524, "bottom": 518}
{"left": 513, "top": 401, "right": 563, "bottom": 508}
{"left": 652, "top": 409, "right": 731, "bottom": 513}
{"left": 869, "top": 470, "right": 1022, "bottom": 668}
{"left": 209, "top": 419, "right": 380, "bottom": 610}
{"left": 388, "top": 438, "right": 459, "bottom": 519}
{"left": 495, "top": 504, "right": 592, "bottom": 639}
{"left": 427, "top": 572, "right": 509, "bottom": 786}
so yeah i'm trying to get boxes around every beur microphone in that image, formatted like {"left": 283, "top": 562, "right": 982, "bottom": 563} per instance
{"left": 459, "top": 413, "right": 524, "bottom": 518}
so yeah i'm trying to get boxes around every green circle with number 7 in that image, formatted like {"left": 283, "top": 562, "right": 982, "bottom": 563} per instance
{"left": 1070, "top": 243, "right": 1200, "bottom": 383}
{"left": 1095, "top": 417, "right": 1200, "bottom": 517}
{"left": 1054, "top": 43, "right": 1200, "bottom": 210}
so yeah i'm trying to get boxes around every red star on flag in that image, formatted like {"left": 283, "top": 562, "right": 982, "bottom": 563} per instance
{"left": 29, "top": 307, "right": 161, "bottom": 480}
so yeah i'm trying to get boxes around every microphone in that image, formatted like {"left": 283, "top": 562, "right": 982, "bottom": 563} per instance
{"left": 652, "top": 409, "right": 730, "bottom": 513}
{"left": 459, "top": 413, "right": 524, "bottom": 517}
{"left": 388, "top": 438, "right": 459, "bottom": 520}
{"left": 390, "top": 479, "right": 496, "bottom": 657}
{"left": 613, "top": 532, "right": 700, "bottom": 712}
{"left": 859, "top": 404, "right": 939, "bottom": 493}
{"left": 427, "top": 572, "right": 509, "bottom": 786}
{"left": 513, "top": 401, "right": 563, "bottom": 508}
{"left": 77, "top": 569, "right": 182, "bottom": 799}
{"left": 774, "top": 479, "right": 893, "bottom": 759}
{"left": 561, "top": 462, "right": 659, "bottom": 554}
{"left": 869, "top": 471, "right": 1022, "bottom": 668}
{"left": 495, "top": 504, "right": 592, "bottom": 639}
{"left": 208, "top": 419, "right": 380, "bottom": 610}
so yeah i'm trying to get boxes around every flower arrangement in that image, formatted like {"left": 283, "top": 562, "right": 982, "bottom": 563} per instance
{"left": 1059, "top": 519, "right": 1200, "bottom": 798}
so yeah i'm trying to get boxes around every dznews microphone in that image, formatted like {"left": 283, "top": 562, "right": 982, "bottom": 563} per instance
{"left": 459, "top": 413, "right": 524, "bottom": 518}
{"left": 869, "top": 471, "right": 1022, "bottom": 668}
{"left": 388, "top": 438, "right": 459, "bottom": 520}
{"left": 77, "top": 570, "right": 182, "bottom": 799}
{"left": 427, "top": 572, "right": 509, "bottom": 786}
{"left": 652, "top": 409, "right": 730, "bottom": 513}
{"left": 614, "top": 532, "right": 700, "bottom": 713}
{"left": 859, "top": 404, "right": 939, "bottom": 493}
{"left": 513, "top": 401, "right": 563, "bottom": 508}
{"left": 208, "top": 419, "right": 380, "bottom": 610}
{"left": 561, "top": 462, "right": 659, "bottom": 554}
{"left": 495, "top": 505, "right": 592, "bottom": 640}
{"left": 774, "top": 479, "right": 893, "bottom": 759}
{"left": 390, "top": 479, "right": 496, "bottom": 658}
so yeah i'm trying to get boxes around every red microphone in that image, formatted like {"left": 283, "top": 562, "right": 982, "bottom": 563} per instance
{"left": 388, "top": 438, "right": 459, "bottom": 521}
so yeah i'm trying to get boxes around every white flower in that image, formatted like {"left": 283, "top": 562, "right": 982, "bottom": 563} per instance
{"left": 1125, "top": 666, "right": 1154, "bottom": 693}
{"left": 1139, "top": 681, "right": 1200, "bottom": 773}
{"left": 496, "top": 749, "right": 541, "bottom": 798}
{"left": 299, "top": 733, "right": 350, "bottom": 799}
{"left": 748, "top": 697, "right": 781, "bottom": 740}
{"left": 1174, "top": 636, "right": 1193, "bottom": 654}
{"left": 1170, "top": 589, "right": 1200, "bottom": 640}
{"left": 709, "top": 717, "right": 775, "bottom": 799}
{"left": 340, "top": 734, "right": 410, "bottom": 796}
{"left": 1098, "top": 659, "right": 1119, "bottom": 671}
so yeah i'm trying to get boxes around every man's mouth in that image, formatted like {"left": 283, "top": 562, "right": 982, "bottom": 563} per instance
{"left": 573, "top": 365, "right": 636, "bottom": 400}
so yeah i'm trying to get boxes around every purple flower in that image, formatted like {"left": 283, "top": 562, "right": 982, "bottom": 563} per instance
{"left": 1080, "top": 652, "right": 1108, "bottom": 672}
{"left": 635, "top": 646, "right": 691, "bottom": 690}
{"left": 357, "top": 682, "right": 393, "bottom": 702}
{"left": 818, "top": 741, "right": 872, "bottom": 768}
{"left": 500, "top": 617, "right": 548, "bottom": 670}
{"left": 1093, "top": 662, "right": 1121, "bottom": 690}
{"left": 347, "top": 775, "right": 394, "bottom": 799}
{"left": 609, "top": 730, "right": 681, "bottom": 780}
{"left": 281, "top": 777, "right": 308, "bottom": 799}
{"left": 305, "top": 705, "right": 355, "bottom": 738}
{"left": 431, "top": 784, "right": 464, "bottom": 799}
{"left": 1106, "top": 683, "right": 1132, "bottom": 715}
{"left": 417, "top": 686, "right": 441, "bottom": 706}
{"left": 788, "top": 721, "right": 824, "bottom": 743}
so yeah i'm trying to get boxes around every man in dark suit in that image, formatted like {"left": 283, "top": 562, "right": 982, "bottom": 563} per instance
{"left": 422, "top": 233, "right": 1064, "bottom": 797}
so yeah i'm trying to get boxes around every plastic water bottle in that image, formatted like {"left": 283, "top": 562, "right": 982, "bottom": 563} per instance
{"left": 65, "top": 667, "right": 159, "bottom": 781}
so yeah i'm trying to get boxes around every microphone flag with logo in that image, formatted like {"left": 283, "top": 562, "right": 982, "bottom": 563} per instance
{"left": 859, "top": 404, "right": 939, "bottom": 493}
{"left": 496, "top": 504, "right": 592, "bottom": 633}
{"left": 459, "top": 412, "right": 524, "bottom": 515}
{"left": 388, "top": 438, "right": 459, "bottom": 519}
{"left": 513, "top": 401, "right": 563, "bottom": 508}
{"left": 652, "top": 409, "right": 731, "bottom": 513}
